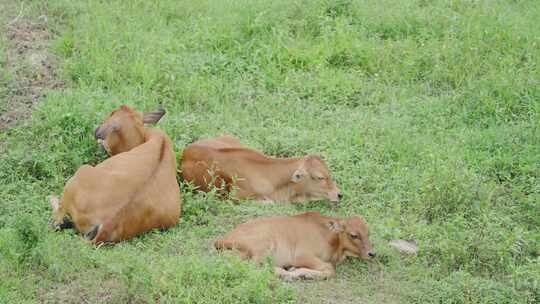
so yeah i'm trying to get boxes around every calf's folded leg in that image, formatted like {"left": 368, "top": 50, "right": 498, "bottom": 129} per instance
{"left": 277, "top": 258, "right": 336, "bottom": 281}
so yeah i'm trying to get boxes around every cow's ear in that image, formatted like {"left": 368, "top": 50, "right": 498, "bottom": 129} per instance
{"left": 291, "top": 167, "right": 307, "bottom": 183}
{"left": 143, "top": 106, "right": 166, "bottom": 124}
{"left": 327, "top": 220, "right": 343, "bottom": 233}
{"left": 49, "top": 195, "right": 60, "bottom": 212}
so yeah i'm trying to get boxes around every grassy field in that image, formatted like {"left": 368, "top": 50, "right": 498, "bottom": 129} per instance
{"left": 1, "top": 0, "right": 539, "bottom": 303}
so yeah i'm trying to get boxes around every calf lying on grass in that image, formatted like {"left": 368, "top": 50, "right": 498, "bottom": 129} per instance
{"left": 49, "top": 105, "right": 181, "bottom": 244}
{"left": 181, "top": 135, "right": 342, "bottom": 203}
{"left": 215, "top": 211, "right": 375, "bottom": 280}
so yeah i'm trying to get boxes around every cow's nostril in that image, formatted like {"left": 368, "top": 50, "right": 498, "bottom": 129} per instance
{"left": 368, "top": 252, "right": 376, "bottom": 258}
{"left": 337, "top": 193, "right": 343, "bottom": 200}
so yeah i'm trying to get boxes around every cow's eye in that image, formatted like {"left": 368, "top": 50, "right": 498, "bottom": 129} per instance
{"left": 317, "top": 176, "right": 325, "bottom": 180}
{"left": 349, "top": 233, "right": 359, "bottom": 239}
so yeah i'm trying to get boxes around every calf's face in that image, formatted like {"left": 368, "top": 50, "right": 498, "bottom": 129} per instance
{"left": 333, "top": 216, "right": 375, "bottom": 260}
{"left": 94, "top": 105, "right": 165, "bottom": 155}
{"left": 291, "top": 155, "right": 342, "bottom": 202}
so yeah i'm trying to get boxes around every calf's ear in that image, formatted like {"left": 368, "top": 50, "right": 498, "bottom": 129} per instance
{"left": 291, "top": 167, "right": 307, "bottom": 183}
{"left": 327, "top": 220, "right": 344, "bottom": 233}
{"left": 143, "top": 106, "right": 166, "bottom": 124}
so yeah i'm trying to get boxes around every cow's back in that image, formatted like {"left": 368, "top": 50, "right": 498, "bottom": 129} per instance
{"left": 98, "top": 130, "right": 181, "bottom": 242}
{"left": 220, "top": 215, "right": 336, "bottom": 266}
{"left": 181, "top": 144, "right": 235, "bottom": 192}
{"left": 181, "top": 135, "right": 245, "bottom": 185}
{"left": 129, "top": 132, "right": 181, "bottom": 230}
{"left": 190, "top": 135, "right": 243, "bottom": 149}
{"left": 61, "top": 164, "right": 127, "bottom": 235}
{"left": 65, "top": 130, "right": 181, "bottom": 242}
{"left": 181, "top": 138, "right": 278, "bottom": 196}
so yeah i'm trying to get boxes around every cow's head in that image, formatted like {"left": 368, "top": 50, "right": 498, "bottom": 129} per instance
{"left": 94, "top": 105, "right": 165, "bottom": 155}
{"left": 329, "top": 216, "right": 375, "bottom": 260}
{"left": 291, "top": 155, "right": 342, "bottom": 202}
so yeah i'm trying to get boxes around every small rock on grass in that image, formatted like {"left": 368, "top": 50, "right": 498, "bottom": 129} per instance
{"left": 389, "top": 240, "right": 419, "bottom": 255}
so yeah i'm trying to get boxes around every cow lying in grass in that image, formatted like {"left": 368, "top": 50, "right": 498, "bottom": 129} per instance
{"left": 181, "top": 135, "right": 342, "bottom": 203}
{"left": 215, "top": 211, "right": 375, "bottom": 280}
{"left": 49, "top": 105, "right": 181, "bottom": 244}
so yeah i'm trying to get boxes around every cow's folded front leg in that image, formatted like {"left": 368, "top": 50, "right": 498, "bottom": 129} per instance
{"left": 279, "top": 258, "right": 336, "bottom": 281}
{"left": 287, "top": 268, "right": 327, "bottom": 280}
{"left": 274, "top": 267, "right": 296, "bottom": 282}
{"left": 259, "top": 197, "right": 276, "bottom": 204}
{"left": 274, "top": 266, "right": 326, "bottom": 281}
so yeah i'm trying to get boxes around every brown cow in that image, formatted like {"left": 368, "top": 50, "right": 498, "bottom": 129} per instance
{"left": 49, "top": 105, "right": 181, "bottom": 244}
{"left": 181, "top": 135, "right": 342, "bottom": 203}
{"left": 215, "top": 211, "right": 375, "bottom": 280}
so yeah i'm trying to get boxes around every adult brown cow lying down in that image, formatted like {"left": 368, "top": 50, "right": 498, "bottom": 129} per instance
{"left": 181, "top": 135, "right": 342, "bottom": 203}
{"left": 49, "top": 105, "right": 181, "bottom": 244}
{"left": 215, "top": 211, "right": 375, "bottom": 280}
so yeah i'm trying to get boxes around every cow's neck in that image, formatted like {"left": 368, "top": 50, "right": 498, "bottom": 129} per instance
{"left": 260, "top": 157, "right": 305, "bottom": 202}
{"left": 331, "top": 234, "right": 348, "bottom": 264}
{"left": 141, "top": 129, "right": 176, "bottom": 182}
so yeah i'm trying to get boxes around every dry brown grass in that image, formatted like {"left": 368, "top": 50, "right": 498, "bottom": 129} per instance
{"left": 0, "top": 2, "right": 63, "bottom": 130}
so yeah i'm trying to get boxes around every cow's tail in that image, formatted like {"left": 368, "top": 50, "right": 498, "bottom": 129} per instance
{"left": 85, "top": 224, "right": 102, "bottom": 241}
{"left": 86, "top": 210, "right": 119, "bottom": 245}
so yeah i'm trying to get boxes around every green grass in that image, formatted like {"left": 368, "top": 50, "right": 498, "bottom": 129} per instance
{"left": 0, "top": 0, "right": 17, "bottom": 116}
{"left": 1, "top": 0, "right": 539, "bottom": 303}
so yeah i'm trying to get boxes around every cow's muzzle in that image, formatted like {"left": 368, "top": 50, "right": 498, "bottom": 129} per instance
{"left": 94, "top": 126, "right": 102, "bottom": 139}
{"left": 328, "top": 191, "right": 342, "bottom": 203}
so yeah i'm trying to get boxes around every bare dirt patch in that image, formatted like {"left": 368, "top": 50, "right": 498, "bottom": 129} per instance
{"left": 0, "top": 5, "right": 63, "bottom": 130}
{"left": 38, "top": 277, "right": 130, "bottom": 304}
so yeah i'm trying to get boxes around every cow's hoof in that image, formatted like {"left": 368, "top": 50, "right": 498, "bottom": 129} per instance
{"left": 283, "top": 266, "right": 296, "bottom": 271}
{"left": 49, "top": 219, "right": 61, "bottom": 231}
{"left": 280, "top": 274, "right": 295, "bottom": 282}
{"left": 299, "top": 274, "right": 315, "bottom": 280}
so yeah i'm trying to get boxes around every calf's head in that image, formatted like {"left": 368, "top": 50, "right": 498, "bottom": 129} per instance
{"left": 94, "top": 105, "right": 165, "bottom": 155}
{"left": 291, "top": 155, "right": 342, "bottom": 202}
{"left": 330, "top": 216, "right": 375, "bottom": 260}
